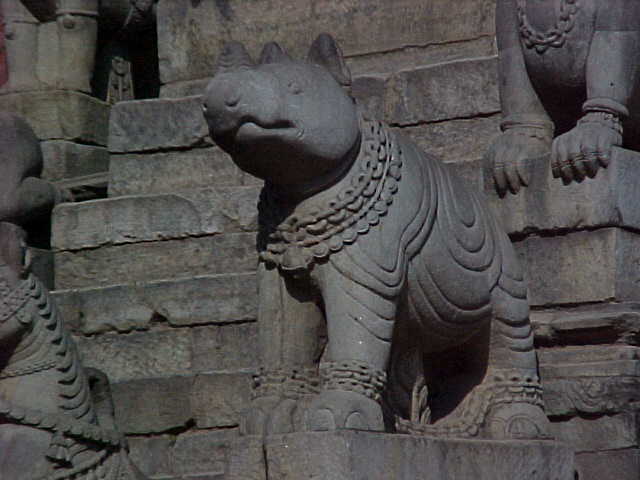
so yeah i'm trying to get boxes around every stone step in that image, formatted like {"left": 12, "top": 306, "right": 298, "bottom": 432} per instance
{"left": 52, "top": 186, "right": 260, "bottom": 251}
{"left": 108, "top": 146, "right": 261, "bottom": 197}
{"left": 0, "top": 90, "right": 109, "bottom": 144}
{"left": 110, "top": 57, "right": 499, "bottom": 156}
{"left": 55, "top": 232, "right": 257, "bottom": 290}
{"left": 485, "top": 147, "right": 640, "bottom": 235}
{"left": 157, "top": 0, "right": 496, "bottom": 85}
{"left": 53, "top": 272, "right": 257, "bottom": 335}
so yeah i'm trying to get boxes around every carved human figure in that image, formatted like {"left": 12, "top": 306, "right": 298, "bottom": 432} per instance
{"left": 202, "top": 35, "right": 549, "bottom": 439}
{"left": 0, "top": 112, "right": 145, "bottom": 480}
{"left": 0, "top": 0, "right": 155, "bottom": 94}
{"left": 486, "top": 0, "right": 640, "bottom": 195}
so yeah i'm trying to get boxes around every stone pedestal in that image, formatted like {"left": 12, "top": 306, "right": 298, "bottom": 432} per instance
{"left": 228, "top": 431, "right": 574, "bottom": 480}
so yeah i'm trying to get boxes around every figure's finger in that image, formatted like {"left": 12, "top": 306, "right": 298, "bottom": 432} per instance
{"left": 493, "top": 160, "right": 508, "bottom": 197}
{"left": 516, "top": 155, "right": 531, "bottom": 187}
{"left": 596, "top": 134, "right": 612, "bottom": 168}
{"left": 582, "top": 150, "right": 599, "bottom": 178}
{"left": 505, "top": 157, "right": 521, "bottom": 194}
{"left": 570, "top": 151, "right": 587, "bottom": 182}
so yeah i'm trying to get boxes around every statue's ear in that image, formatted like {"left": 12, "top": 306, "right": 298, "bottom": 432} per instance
{"left": 307, "top": 33, "right": 351, "bottom": 87}
{"left": 259, "top": 42, "right": 292, "bottom": 64}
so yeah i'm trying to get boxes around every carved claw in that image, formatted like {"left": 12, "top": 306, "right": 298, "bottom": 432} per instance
{"left": 304, "top": 390, "right": 384, "bottom": 432}
{"left": 241, "top": 396, "right": 306, "bottom": 436}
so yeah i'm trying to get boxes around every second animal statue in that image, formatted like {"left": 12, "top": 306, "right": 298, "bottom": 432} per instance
{"left": 203, "top": 34, "right": 549, "bottom": 439}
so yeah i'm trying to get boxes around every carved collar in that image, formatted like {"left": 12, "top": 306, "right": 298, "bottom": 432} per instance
{"left": 517, "top": 0, "right": 579, "bottom": 53}
{"left": 258, "top": 116, "right": 403, "bottom": 272}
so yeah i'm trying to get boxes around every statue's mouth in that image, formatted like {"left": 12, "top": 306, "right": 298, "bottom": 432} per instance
{"left": 234, "top": 119, "right": 299, "bottom": 144}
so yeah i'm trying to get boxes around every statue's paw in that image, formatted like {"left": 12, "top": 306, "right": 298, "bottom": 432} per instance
{"left": 486, "top": 129, "right": 551, "bottom": 197}
{"left": 484, "top": 403, "right": 551, "bottom": 440}
{"left": 551, "top": 118, "right": 622, "bottom": 184}
{"left": 304, "top": 390, "right": 384, "bottom": 432}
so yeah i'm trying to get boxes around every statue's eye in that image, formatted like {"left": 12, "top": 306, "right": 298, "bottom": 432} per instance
{"left": 288, "top": 81, "right": 302, "bottom": 94}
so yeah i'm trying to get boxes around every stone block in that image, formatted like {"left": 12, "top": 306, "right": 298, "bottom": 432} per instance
{"left": 75, "top": 329, "right": 192, "bottom": 383}
{"left": 161, "top": 78, "right": 212, "bottom": 98}
{"left": 53, "top": 272, "right": 257, "bottom": 334}
{"left": 487, "top": 148, "right": 640, "bottom": 235}
{"left": 517, "top": 228, "right": 640, "bottom": 306}
{"left": 575, "top": 449, "right": 640, "bottom": 480}
{"left": 54, "top": 233, "right": 258, "bottom": 289}
{"left": 190, "top": 373, "right": 253, "bottom": 429}
{"left": 157, "top": 0, "right": 495, "bottom": 84}
{"left": 532, "top": 304, "right": 640, "bottom": 346}
{"left": 127, "top": 435, "right": 175, "bottom": 478}
{"left": 108, "top": 147, "right": 241, "bottom": 196}
{"left": 112, "top": 376, "right": 193, "bottom": 434}
{"left": 51, "top": 186, "right": 260, "bottom": 251}
{"left": 384, "top": 57, "right": 499, "bottom": 126}
{"left": 191, "top": 323, "right": 259, "bottom": 373}
{"left": 40, "top": 141, "right": 109, "bottom": 183}
{"left": 260, "top": 431, "right": 574, "bottom": 480}
{"left": 549, "top": 413, "right": 639, "bottom": 452}
{"left": 0, "top": 90, "right": 109, "bottom": 144}
{"left": 172, "top": 430, "right": 241, "bottom": 477}
{"left": 399, "top": 114, "right": 501, "bottom": 165}
{"left": 109, "top": 96, "right": 210, "bottom": 153}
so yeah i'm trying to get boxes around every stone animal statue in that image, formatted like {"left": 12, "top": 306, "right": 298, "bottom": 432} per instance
{"left": 486, "top": 0, "right": 640, "bottom": 195}
{"left": 202, "top": 34, "right": 549, "bottom": 439}
{"left": 0, "top": 112, "right": 145, "bottom": 480}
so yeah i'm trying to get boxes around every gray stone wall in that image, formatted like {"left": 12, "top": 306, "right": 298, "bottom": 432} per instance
{"left": 42, "top": 0, "right": 640, "bottom": 478}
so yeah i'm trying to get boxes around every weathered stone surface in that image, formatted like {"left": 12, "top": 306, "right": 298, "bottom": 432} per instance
{"left": 517, "top": 228, "right": 640, "bottom": 306}
{"left": 487, "top": 148, "right": 640, "bottom": 235}
{"left": 52, "top": 186, "right": 260, "bottom": 251}
{"left": 109, "top": 96, "right": 210, "bottom": 153}
{"left": 112, "top": 376, "right": 193, "bottom": 434}
{"left": 55, "top": 233, "right": 257, "bottom": 289}
{"left": 191, "top": 373, "right": 253, "bottom": 429}
{"left": 549, "top": 413, "right": 639, "bottom": 452}
{"left": 76, "top": 329, "right": 192, "bottom": 383}
{"left": 109, "top": 147, "right": 241, "bottom": 196}
{"left": 191, "top": 323, "right": 259, "bottom": 373}
{"left": 127, "top": 430, "right": 265, "bottom": 479}
{"left": 384, "top": 57, "right": 499, "bottom": 126}
{"left": 532, "top": 304, "right": 640, "bottom": 346}
{"left": 157, "top": 0, "right": 495, "bottom": 84}
{"left": 0, "top": 90, "right": 109, "bottom": 144}
{"left": 399, "top": 115, "right": 501, "bottom": 164}
{"left": 53, "top": 272, "right": 257, "bottom": 334}
{"left": 575, "top": 449, "right": 640, "bottom": 480}
{"left": 161, "top": 78, "right": 212, "bottom": 99}
{"left": 263, "top": 431, "right": 574, "bottom": 480}
{"left": 40, "top": 141, "right": 109, "bottom": 183}
{"left": 127, "top": 435, "right": 175, "bottom": 479}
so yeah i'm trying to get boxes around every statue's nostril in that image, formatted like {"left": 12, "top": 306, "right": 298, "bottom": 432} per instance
{"left": 225, "top": 93, "right": 241, "bottom": 108}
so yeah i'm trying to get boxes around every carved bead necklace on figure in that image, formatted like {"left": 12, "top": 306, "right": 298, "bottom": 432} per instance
{"left": 517, "top": 0, "right": 580, "bottom": 52}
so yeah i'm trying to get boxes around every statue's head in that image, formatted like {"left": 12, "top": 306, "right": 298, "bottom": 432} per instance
{"left": 202, "top": 34, "right": 360, "bottom": 190}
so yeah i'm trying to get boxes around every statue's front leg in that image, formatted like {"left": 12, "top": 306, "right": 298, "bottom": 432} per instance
{"left": 243, "top": 263, "right": 324, "bottom": 436}
{"left": 305, "top": 264, "right": 396, "bottom": 432}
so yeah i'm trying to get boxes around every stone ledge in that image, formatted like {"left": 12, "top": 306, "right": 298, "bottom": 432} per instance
{"left": 53, "top": 272, "right": 257, "bottom": 334}
{"left": 486, "top": 147, "right": 640, "bottom": 235}
{"left": 51, "top": 186, "right": 260, "bottom": 251}
{"left": 255, "top": 431, "right": 574, "bottom": 480}
{"left": 0, "top": 90, "right": 109, "bottom": 144}
{"left": 109, "top": 95, "right": 210, "bottom": 153}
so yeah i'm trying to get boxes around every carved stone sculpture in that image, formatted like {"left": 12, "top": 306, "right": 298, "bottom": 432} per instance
{"left": 202, "top": 34, "right": 550, "bottom": 439}
{"left": 0, "top": 0, "right": 156, "bottom": 94}
{"left": 0, "top": 112, "right": 145, "bottom": 480}
{"left": 486, "top": 0, "right": 640, "bottom": 194}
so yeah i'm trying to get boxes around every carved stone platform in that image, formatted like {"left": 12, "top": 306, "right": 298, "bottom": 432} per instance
{"left": 228, "top": 432, "right": 574, "bottom": 480}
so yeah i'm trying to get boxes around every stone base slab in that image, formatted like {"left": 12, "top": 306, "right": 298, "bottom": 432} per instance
{"left": 233, "top": 431, "right": 575, "bottom": 480}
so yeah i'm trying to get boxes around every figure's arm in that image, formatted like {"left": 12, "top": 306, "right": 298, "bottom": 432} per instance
{"left": 0, "top": 177, "right": 65, "bottom": 224}
{"left": 496, "top": 0, "right": 553, "bottom": 130}
{"left": 488, "top": 0, "right": 554, "bottom": 196}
